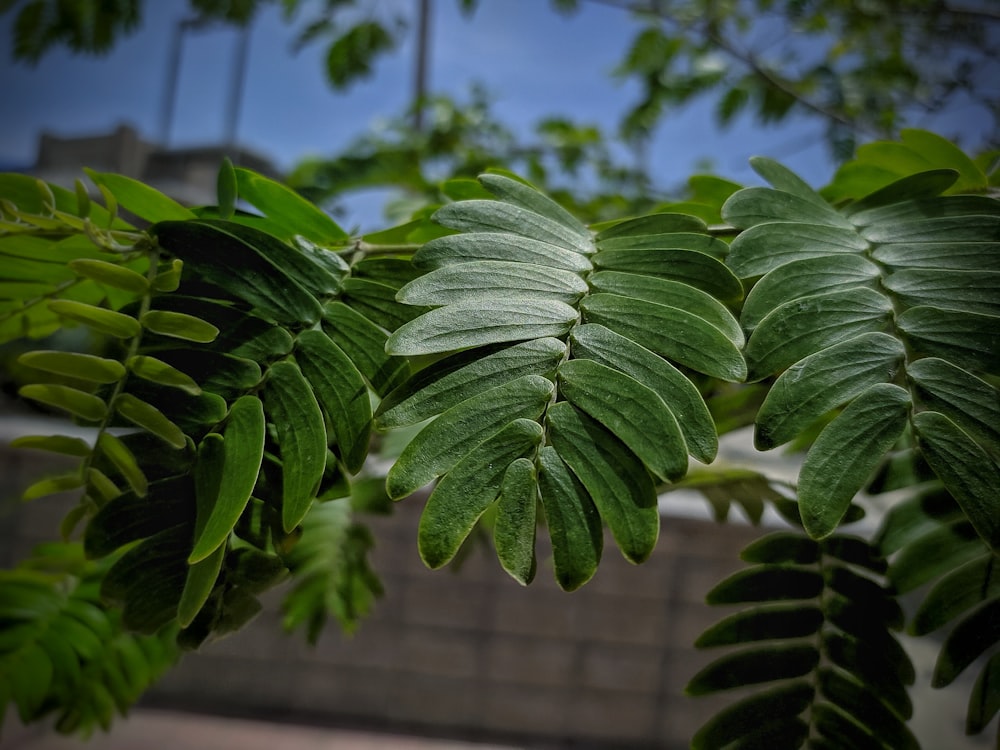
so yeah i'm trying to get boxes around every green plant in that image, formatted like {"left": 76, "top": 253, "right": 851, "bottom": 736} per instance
{"left": 0, "top": 130, "right": 998, "bottom": 747}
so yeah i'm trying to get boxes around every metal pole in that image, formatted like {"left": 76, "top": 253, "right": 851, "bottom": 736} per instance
{"left": 159, "top": 19, "right": 187, "bottom": 146}
{"left": 413, "top": 0, "right": 432, "bottom": 132}
{"left": 224, "top": 23, "right": 252, "bottom": 159}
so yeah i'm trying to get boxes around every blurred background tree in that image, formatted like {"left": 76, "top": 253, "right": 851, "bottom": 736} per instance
{"left": 3, "top": 0, "right": 997, "bottom": 220}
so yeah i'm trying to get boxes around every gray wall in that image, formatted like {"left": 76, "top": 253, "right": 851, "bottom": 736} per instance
{"left": 2, "top": 429, "right": 986, "bottom": 748}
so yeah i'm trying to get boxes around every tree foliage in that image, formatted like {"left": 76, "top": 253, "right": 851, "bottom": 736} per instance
{"left": 3, "top": 0, "right": 998, "bottom": 160}
{"left": 0, "top": 128, "right": 998, "bottom": 747}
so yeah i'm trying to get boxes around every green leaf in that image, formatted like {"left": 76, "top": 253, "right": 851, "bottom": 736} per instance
{"left": 884, "top": 269, "right": 1000, "bottom": 318}
{"left": 914, "top": 411, "right": 1000, "bottom": 553}
{"left": 907, "top": 357, "right": 1000, "bottom": 450}
{"left": 9, "top": 434, "right": 91, "bottom": 457}
{"left": 745, "top": 287, "right": 893, "bottom": 380}
{"left": 177, "top": 541, "right": 225, "bottom": 628}
{"left": 494, "top": 457, "right": 538, "bottom": 585}
{"left": 479, "top": 173, "right": 590, "bottom": 241}
{"left": 21, "top": 472, "right": 85, "bottom": 502}
{"left": 840, "top": 170, "right": 960, "bottom": 214}
{"left": 912, "top": 554, "right": 1000, "bottom": 635}
{"left": 386, "top": 298, "right": 577, "bottom": 356}
{"left": 592, "top": 247, "right": 744, "bottom": 302}
{"left": 396, "top": 260, "right": 589, "bottom": 306}
{"left": 723, "top": 186, "right": 853, "bottom": 230}
{"left": 741, "top": 532, "right": 819, "bottom": 565}
{"left": 817, "top": 668, "right": 920, "bottom": 750}
{"left": 295, "top": 329, "right": 372, "bottom": 474}
{"left": 596, "top": 230, "right": 729, "bottom": 259}
{"left": 113, "top": 393, "right": 186, "bottom": 449}
{"left": 85, "top": 170, "right": 195, "bottom": 223}
{"left": 216, "top": 158, "right": 237, "bottom": 220}
{"left": 414, "top": 232, "right": 593, "bottom": 273}
{"left": 588, "top": 270, "right": 743, "bottom": 346}
{"left": 536, "top": 446, "right": 602, "bottom": 591}
{"left": 863, "top": 215, "right": 1000, "bottom": 245}
{"left": 69, "top": 258, "right": 149, "bottom": 295}
{"left": 322, "top": 301, "right": 409, "bottom": 396}
{"left": 754, "top": 332, "right": 905, "bottom": 450}
{"left": 695, "top": 604, "right": 824, "bottom": 648}
{"left": 872, "top": 241, "right": 1000, "bottom": 272}
{"left": 690, "top": 682, "right": 814, "bottom": 750}
{"left": 433, "top": 200, "right": 592, "bottom": 254}
{"left": 706, "top": 565, "right": 824, "bottom": 604}
{"left": 85, "top": 476, "right": 195, "bottom": 558}
{"left": 967, "top": 652, "right": 1000, "bottom": 734}
{"left": 342, "top": 277, "right": 421, "bottom": 331}
{"left": 750, "top": 156, "right": 828, "bottom": 207}
{"left": 686, "top": 644, "right": 819, "bottom": 695}
{"left": 102, "top": 527, "right": 189, "bottom": 634}
{"left": 888, "top": 520, "right": 984, "bottom": 594}
{"left": 581, "top": 293, "right": 746, "bottom": 381}
{"left": 727, "top": 222, "right": 868, "bottom": 279}
{"left": 822, "top": 631, "right": 913, "bottom": 718}
{"left": 262, "top": 361, "right": 328, "bottom": 532}
{"left": 19, "top": 350, "right": 125, "bottom": 383}
{"left": 418, "top": 419, "right": 543, "bottom": 569}
{"left": 139, "top": 309, "right": 219, "bottom": 343}
{"left": 798, "top": 384, "right": 910, "bottom": 539}
{"left": 386, "top": 374, "right": 554, "bottom": 500}
{"left": 557, "top": 358, "right": 688, "bottom": 482}
{"left": 47, "top": 300, "right": 141, "bottom": 339}
{"left": 569, "top": 323, "right": 717, "bottom": 463}
{"left": 897, "top": 306, "right": 1000, "bottom": 373}
{"left": 198, "top": 220, "right": 345, "bottom": 299}
{"left": 18, "top": 384, "right": 106, "bottom": 421}
{"left": 741, "top": 255, "right": 881, "bottom": 332}
{"left": 153, "top": 220, "right": 322, "bottom": 327}
{"left": 933, "top": 599, "right": 1000, "bottom": 688}
{"left": 234, "top": 167, "right": 347, "bottom": 244}
{"left": 189, "top": 401, "right": 263, "bottom": 564}
{"left": 596, "top": 213, "right": 708, "bottom": 241}
{"left": 376, "top": 338, "right": 565, "bottom": 430}
{"left": 126, "top": 355, "right": 200, "bottom": 395}
{"left": 96, "top": 432, "right": 147, "bottom": 497}
{"left": 546, "top": 401, "right": 659, "bottom": 564}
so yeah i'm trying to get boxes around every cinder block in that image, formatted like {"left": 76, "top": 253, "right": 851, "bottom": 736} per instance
{"left": 395, "top": 627, "right": 483, "bottom": 680}
{"left": 561, "top": 687, "right": 659, "bottom": 742}
{"left": 384, "top": 673, "right": 484, "bottom": 729}
{"left": 399, "top": 576, "right": 497, "bottom": 631}
{"left": 580, "top": 643, "right": 663, "bottom": 694}
{"left": 479, "top": 682, "right": 570, "bottom": 737}
{"left": 482, "top": 634, "right": 576, "bottom": 688}
{"left": 571, "top": 594, "right": 669, "bottom": 647}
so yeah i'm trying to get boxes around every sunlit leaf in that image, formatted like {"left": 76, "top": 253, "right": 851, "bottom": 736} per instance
{"left": 417, "top": 418, "right": 544, "bottom": 570}
{"left": 386, "top": 374, "right": 553, "bottom": 500}
{"left": 262, "top": 361, "right": 327, "bottom": 532}
{"left": 19, "top": 350, "right": 125, "bottom": 383}
{"left": 798, "top": 384, "right": 910, "bottom": 539}
{"left": 494, "top": 457, "right": 538, "bottom": 585}
{"left": 546, "top": 401, "right": 658, "bottom": 564}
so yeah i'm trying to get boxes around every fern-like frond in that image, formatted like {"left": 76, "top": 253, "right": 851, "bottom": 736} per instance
{"left": 688, "top": 510, "right": 918, "bottom": 750}
{"left": 876, "top": 487, "right": 1000, "bottom": 742}
{"left": 377, "top": 172, "right": 747, "bottom": 589}
{"left": 0, "top": 543, "right": 179, "bottom": 738}
{"left": 5, "top": 164, "right": 407, "bottom": 647}
{"left": 724, "top": 158, "right": 1000, "bottom": 546}
{"left": 281, "top": 498, "right": 383, "bottom": 642}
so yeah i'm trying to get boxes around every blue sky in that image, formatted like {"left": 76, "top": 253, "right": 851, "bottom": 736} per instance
{"left": 0, "top": 0, "right": 990, "bottom": 225}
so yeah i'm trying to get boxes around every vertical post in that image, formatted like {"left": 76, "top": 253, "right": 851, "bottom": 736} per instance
{"left": 224, "top": 23, "right": 252, "bottom": 160}
{"left": 413, "top": 0, "right": 432, "bottom": 132}
{"left": 159, "top": 19, "right": 187, "bottom": 146}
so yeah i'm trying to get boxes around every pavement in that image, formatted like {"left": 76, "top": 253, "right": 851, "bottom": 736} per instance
{"left": 5, "top": 709, "right": 521, "bottom": 750}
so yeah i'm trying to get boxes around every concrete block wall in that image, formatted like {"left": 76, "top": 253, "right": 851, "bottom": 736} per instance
{"left": 0, "top": 435, "right": 774, "bottom": 748}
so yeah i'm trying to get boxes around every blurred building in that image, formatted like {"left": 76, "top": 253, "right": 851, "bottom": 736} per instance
{"left": 30, "top": 122, "right": 280, "bottom": 207}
